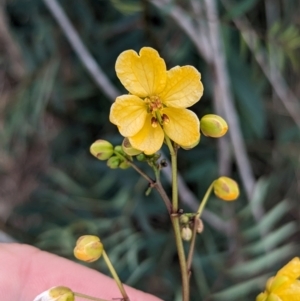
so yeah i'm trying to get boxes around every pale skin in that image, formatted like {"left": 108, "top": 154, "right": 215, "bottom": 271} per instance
{"left": 0, "top": 243, "right": 162, "bottom": 301}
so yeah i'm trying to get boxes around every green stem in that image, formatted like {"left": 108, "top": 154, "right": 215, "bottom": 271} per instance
{"left": 154, "top": 168, "right": 172, "bottom": 213}
{"left": 196, "top": 182, "right": 215, "bottom": 219}
{"left": 187, "top": 182, "right": 215, "bottom": 272}
{"left": 74, "top": 292, "right": 111, "bottom": 301}
{"left": 114, "top": 152, "right": 153, "bottom": 183}
{"left": 171, "top": 216, "right": 190, "bottom": 301}
{"left": 186, "top": 219, "right": 198, "bottom": 274}
{"left": 164, "top": 136, "right": 179, "bottom": 211}
{"left": 115, "top": 151, "right": 172, "bottom": 212}
{"left": 102, "top": 249, "right": 129, "bottom": 301}
{"left": 164, "top": 134, "right": 189, "bottom": 301}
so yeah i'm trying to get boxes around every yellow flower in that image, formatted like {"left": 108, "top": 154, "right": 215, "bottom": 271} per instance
{"left": 256, "top": 257, "right": 300, "bottom": 301}
{"left": 109, "top": 47, "right": 204, "bottom": 155}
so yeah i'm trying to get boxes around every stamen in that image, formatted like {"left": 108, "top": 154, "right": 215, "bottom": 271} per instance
{"left": 151, "top": 117, "right": 158, "bottom": 128}
{"left": 162, "top": 114, "right": 170, "bottom": 124}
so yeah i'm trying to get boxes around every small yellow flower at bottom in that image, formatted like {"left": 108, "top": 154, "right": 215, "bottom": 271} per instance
{"left": 256, "top": 257, "right": 300, "bottom": 301}
{"left": 33, "top": 286, "right": 74, "bottom": 301}
{"left": 74, "top": 235, "right": 103, "bottom": 262}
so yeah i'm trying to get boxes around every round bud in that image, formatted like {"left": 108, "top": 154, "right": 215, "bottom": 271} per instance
{"left": 213, "top": 177, "right": 239, "bottom": 201}
{"left": 200, "top": 114, "right": 228, "bottom": 138}
{"left": 90, "top": 140, "right": 114, "bottom": 160}
{"left": 195, "top": 218, "right": 204, "bottom": 233}
{"left": 179, "top": 214, "right": 190, "bottom": 225}
{"left": 119, "top": 160, "right": 131, "bottom": 169}
{"left": 122, "top": 138, "right": 142, "bottom": 156}
{"left": 33, "top": 286, "right": 74, "bottom": 301}
{"left": 181, "top": 227, "right": 192, "bottom": 241}
{"left": 74, "top": 235, "right": 103, "bottom": 262}
{"left": 107, "top": 156, "right": 121, "bottom": 169}
{"left": 114, "top": 145, "right": 125, "bottom": 155}
{"left": 137, "top": 153, "right": 147, "bottom": 161}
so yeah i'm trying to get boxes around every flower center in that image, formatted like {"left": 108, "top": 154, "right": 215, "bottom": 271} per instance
{"left": 145, "top": 96, "right": 164, "bottom": 113}
{"left": 145, "top": 96, "right": 169, "bottom": 128}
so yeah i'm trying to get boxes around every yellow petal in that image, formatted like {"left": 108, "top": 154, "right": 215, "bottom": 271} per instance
{"left": 109, "top": 95, "right": 147, "bottom": 137}
{"left": 277, "top": 258, "right": 300, "bottom": 281}
{"left": 129, "top": 115, "right": 164, "bottom": 155}
{"left": 160, "top": 66, "right": 203, "bottom": 108}
{"left": 115, "top": 47, "right": 167, "bottom": 97}
{"left": 277, "top": 280, "right": 300, "bottom": 301}
{"left": 163, "top": 108, "right": 200, "bottom": 147}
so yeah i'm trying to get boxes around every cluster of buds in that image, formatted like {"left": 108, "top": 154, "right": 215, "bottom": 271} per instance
{"left": 90, "top": 139, "right": 133, "bottom": 170}
{"left": 179, "top": 214, "right": 204, "bottom": 241}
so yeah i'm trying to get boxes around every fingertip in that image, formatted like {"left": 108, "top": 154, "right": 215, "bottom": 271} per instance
{"left": 0, "top": 243, "right": 162, "bottom": 301}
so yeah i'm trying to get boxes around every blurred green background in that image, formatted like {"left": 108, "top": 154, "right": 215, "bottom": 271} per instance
{"left": 1, "top": 0, "right": 300, "bottom": 300}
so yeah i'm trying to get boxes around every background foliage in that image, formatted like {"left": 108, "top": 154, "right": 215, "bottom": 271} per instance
{"left": 1, "top": 0, "right": 300, "bottom": 300}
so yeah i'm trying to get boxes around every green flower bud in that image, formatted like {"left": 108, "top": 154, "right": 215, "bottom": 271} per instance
{"left": 122, "top": 138, "right": 142, "bottom": 156}
{"left": 137, "top": 153, "right": 147, "bottom": 161}
{"left": 181, "top": 227, "right": 192, "bottom": 241}
{"left": 33, "top": 286, "right": 74, "bottom": 301}
{"left": 179, "top": 214, "right": 190, "bottom": 225}
{"left": 74, "top": 235, "right": 103, "bottom": 263}
{"left": 200, "top": 114, "right": 228, "bottom": 138}
{"left": 119, "top": 160, "right": 131, "bottom": 169}
{"left": 107, "top": 156, "right": 121, "bottom": 169}
{"left": 90, "top": 140, "right": 114, "bottom": 160}
{"left": 114, "top": 145, "right": 125, "bottom": 155}
{"left": 213, "top": 177, "right": 239, "bottom": 201}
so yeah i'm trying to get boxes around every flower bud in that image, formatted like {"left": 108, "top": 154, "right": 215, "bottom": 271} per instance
{"left": 137, "top": 153, "right": 147, "bottom": 161}
{"left": 74, "top": 235, "right": 103, "bottom": 262}
{"left": 195, "top": 218, "right": 204, "bottom": 233}
{"left": 90, "top": 140, "right": 114, "bottom": 160}
{"left": 119, "top": 160, "right": 131, "bottom": 169}
{"left": 179, "top": 214, "right": 190, "bottom": 225}
{"left": 33, "top": 286, "right": 74, "bottom": 301}
{"left": 213, "top": 177, "right": 239, "bottom": 201}
{"left": 114, "top": 145, "right": 126, "bottom": 155}
{"left": 122, "top": 138, "right": 142, "bottom": 156}
{"left": 107, "top": 156, "right": 121, "bottom": 169}
{"left": 200, "top": 114, "right": 228, "bottom": 138}
{"left": 181, "top": 227, "right": 192, "bottom": 241}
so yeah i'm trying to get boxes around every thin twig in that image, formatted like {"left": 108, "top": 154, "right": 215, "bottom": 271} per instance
{"left": 43, "top": 0, "right": 119, "bottom": 100}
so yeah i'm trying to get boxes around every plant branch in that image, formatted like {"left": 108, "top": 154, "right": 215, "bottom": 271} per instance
{"left": 43, "top": 0, "right": 119, "bottom": 100}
